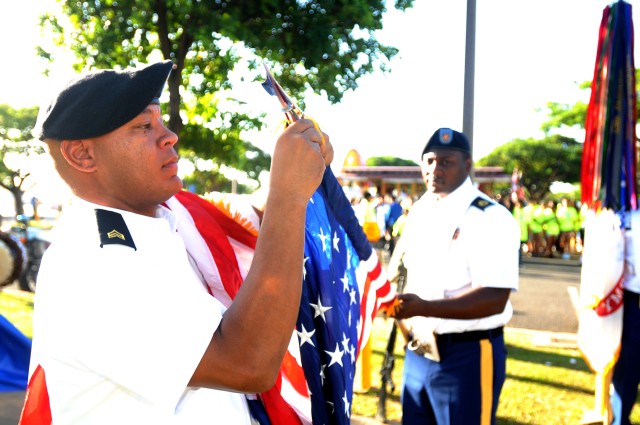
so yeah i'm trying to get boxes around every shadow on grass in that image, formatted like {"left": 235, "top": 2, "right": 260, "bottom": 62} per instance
{"left": 362, "top": 386, "right": 401, "bottom": 404}
{"left": 505, "top": 343, "right": 589, "bottom": 373}
{"left": 373, "top": 343, "right": 589, "bottom": 372}
{"left": 505, "top": 373, "right": 593, "bottom": 396}
{"left": 362, "top": 387, "right": 534, "bottom": 425}
{"left": 496, "top": 417, "right": 529, "bottom": 425}
{"left": 371, "top": 348, "right": 404, "bottom": 360}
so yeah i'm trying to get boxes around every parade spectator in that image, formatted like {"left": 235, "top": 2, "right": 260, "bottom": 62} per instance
{"left": 390, "top": 196, "right": 413, "bottom": 250}
{"left": 375, "top": 193, "right": 389, "bottom": 240}
{"left": 579, "top": 200, "right": 589, "bottom": 247}
{"left": 383, "top": 193, "right": 403, "bottom": 253}
{"left": 540, "top": 199, "right": 560, "bottom": 257}
{"left": 384, "top": 193, "right": 403, "bottom": 232}
{"left": 351, "top": 195, "right": 365, "bottom": 225}
{"left": 361, "top": 191, "right": 381, "bottom": 243}
{"left": 512, "top": 198, "right": 529, "bottom": 263}
{"left": 556, "top": 197, "right": 579, "bottom": 259}
{"left": 529, "top": 199, "right": 546, "bottom": 257}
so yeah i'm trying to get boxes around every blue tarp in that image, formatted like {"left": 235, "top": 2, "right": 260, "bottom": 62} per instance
{"left": 0, "top": 314, "right": 31, "bottom": 391}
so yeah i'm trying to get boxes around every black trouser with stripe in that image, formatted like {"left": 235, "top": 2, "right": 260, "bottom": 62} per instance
{"left": 611, "top": 290, "right": 640, "bottom": 425}
{"left": 401, "top": 328, "right": 506, "bottom": 425}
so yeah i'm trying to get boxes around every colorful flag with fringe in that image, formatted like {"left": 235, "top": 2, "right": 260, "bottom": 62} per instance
{"left": 581, "top": 0, "right": 637, "bottom": 211}
{"left": 578, "top": 2, "right": 636, "bottom": 422}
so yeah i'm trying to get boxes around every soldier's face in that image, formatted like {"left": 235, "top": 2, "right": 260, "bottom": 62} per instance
{"left": 420, "top": 149, "right": 471, "bottom": 197}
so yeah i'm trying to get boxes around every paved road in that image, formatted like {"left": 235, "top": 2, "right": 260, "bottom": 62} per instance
{"left": 509, "top": 256, "right": 581, "bottom": 334}
{"left": 0, "top": 257, "right": 582, "bottom": 425}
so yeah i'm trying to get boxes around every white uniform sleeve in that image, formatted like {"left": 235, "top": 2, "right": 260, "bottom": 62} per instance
{"left": 467, "top": 206, "right": 520, "bottom": 290}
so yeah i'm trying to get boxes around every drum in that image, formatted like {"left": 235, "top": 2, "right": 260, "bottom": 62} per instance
{"left": 0, "top": 231, "right": 27, "bottom": 288}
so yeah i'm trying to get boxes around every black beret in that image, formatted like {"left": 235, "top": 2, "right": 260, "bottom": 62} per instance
{"left": 35, "top": 60, "right": 174, "bottom": 141}
{"left": 421, "top": 128, "right": 471, "bottom": 157}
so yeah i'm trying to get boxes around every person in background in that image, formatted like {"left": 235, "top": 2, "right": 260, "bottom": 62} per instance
{"left": 521, "top": 198, "right": 534, "bottom": 256}
{"left": 19, "top": 61, "right": 333, "bottom": 424}
{"left": 529, "top": 199, "right": 545, "bottom": 257}
{"left": 375, "top": 193, "right": 389, "bottom": 243}
{"left": 351, "top": 194, "right": 364, "bottom": 223}
{"left": 392, "top": 128, "right": 519, "bottom": 425}
{"left": 540, "top": 199, "right": 560, "bottom": 258}
{"left": 360, "top": 191, "right": 382, "bottom": 244}
{"left": 391, "top": 196, "right": 413, "bottom": 243}
{"left": 383, "top": 193, "right": 403, "bottom": 254}
{"left": 556, "top": 197, "right": 579, "bottom": 259}
{"left": 612, "top": 210, "right": 640, "bottom": 425}
{"left": 512, "top": 198, "right": 529, "bottom": 263}
{"left": 578, "top": 200, "right": 589, "bottom": 250}
{"left": 573, "top": 200, "right": 584, "bottom": 254}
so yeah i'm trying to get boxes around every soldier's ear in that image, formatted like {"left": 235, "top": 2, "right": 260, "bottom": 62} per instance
{"left": 60, "top": 139, "right": 97, "bottom": 173}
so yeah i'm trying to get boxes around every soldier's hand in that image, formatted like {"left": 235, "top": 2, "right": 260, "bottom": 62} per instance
{"left": 393, "top": 293, "right": 424, "bottom": 320}
{"left": 268, "top": 119, "right": 332, "bottom": 205}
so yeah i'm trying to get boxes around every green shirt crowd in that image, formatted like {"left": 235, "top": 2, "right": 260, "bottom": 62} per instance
{"left": 512, "top": 198, "right": 584, "bottom": 259}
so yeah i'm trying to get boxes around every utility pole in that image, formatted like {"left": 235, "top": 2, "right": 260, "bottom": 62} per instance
{"left": 463, "top": 0, "right": 476, "bottom": 157}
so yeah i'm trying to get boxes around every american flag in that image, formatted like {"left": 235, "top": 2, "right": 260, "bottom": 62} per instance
{"left": 19, "top": 185, "right": 393, "bottom": 425}
{"left": 170, "top": 177, "right": 394, "bottom": 424}
{"left": 258, "top": 64, "right": 395, "bottom": 422}
{"left": 295, "top": 168, "right": 392, "bottom": 424}
{"left": 163, "top": 65, "right": 396, "bottom": 424}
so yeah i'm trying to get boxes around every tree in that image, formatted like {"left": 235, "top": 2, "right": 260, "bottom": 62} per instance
{"left": 366, "top": 156, "right": 418, "bottom": 166}
{"left": 539, "top": 69, "right": 640, "bottom": 138}
{"left": 539, "top": 81, "right": 590, "bottom": 137}
{"left": 179, "top": 152, "right": 260, "bottom": 195}
{"left": 40, "top": 0, "right": 414, "bottom": 187}
{"left": 476, "top": 135, "right": 582, "bottom": 201}
{"left": 491, "top": 69, "right": 639, "bottom": 201}
{"left": 0, "top": 105, "right": 44, "bottom": 217}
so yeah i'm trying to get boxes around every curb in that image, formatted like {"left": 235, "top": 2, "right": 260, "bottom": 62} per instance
{"left": 505, "top": 327, "right": 578, "bottom": 349}
{"left": 521, "top": 255, "right": 582, "bottom": 267}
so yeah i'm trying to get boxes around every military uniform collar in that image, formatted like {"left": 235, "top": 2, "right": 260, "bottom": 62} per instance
{"left": 424, "top": 176, "right": 475, "bottom": 209}
{"left": 70, "top": 197, "right": 178, "bottom": 232}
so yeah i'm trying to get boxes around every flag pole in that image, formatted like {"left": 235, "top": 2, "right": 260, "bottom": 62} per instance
{"left": 463, "top": 0, "right": 476, "bottom": 160}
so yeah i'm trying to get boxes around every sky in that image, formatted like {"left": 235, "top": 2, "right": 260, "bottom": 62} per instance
{"left": 0, "top": 0, "right": 638, "bottom": 178}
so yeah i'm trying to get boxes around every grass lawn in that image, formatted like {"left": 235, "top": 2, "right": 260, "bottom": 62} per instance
{"left": 353, "top": 316, "right": 640, "bottom": 425}
{"left": 0, "top": 288, "right": 34, "bottom": 339}
{"left": 2, "top": 288, "right": 639, "bottom": 424}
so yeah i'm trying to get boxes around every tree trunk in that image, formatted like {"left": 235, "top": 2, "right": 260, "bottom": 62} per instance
{"left": 11, "top": 187, "right": 25, "bottom": 218}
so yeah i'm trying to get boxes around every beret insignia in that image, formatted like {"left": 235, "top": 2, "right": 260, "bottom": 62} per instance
{"left": 439, "top": 128, "right": 453, "bottom": 144}
{"left": 471, "top": 197, "right": 494, "bottom": 211}
{"left": 95, "top": 209, "right": 137, "bottom": 250}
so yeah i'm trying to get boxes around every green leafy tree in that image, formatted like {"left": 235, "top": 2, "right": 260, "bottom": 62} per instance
{"left": 179, "top": 152, "right": 259, "bottom": 195}
{"left": 539, "top": 81, "right": 590, "bottom": 136}
{"left": 540, "top": 69, "right": 640, "bottom": 137}
{"left": 0, "top": 105, "right": 44, "bottom": 217}
{"left": 40, "top": 0, "right": 414, "bottom": 188}
{"left": 494, "top": 69, "right": 639, "bottom": 201}
{"left": 476, "top": 135, "right": 582, "bottom": 201}
{"left": 366, "top": 156, "right": 418, "bottom": 166}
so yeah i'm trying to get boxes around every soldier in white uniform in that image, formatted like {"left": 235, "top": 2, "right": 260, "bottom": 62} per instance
{"left": 392, "top": 128, "right": 519, "bottom": 425}
{"left": 611, "top": 210, "right": 640, "bottom": 425}
{"left": 20, "top": 61, "right": 333, "bottom": 424}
